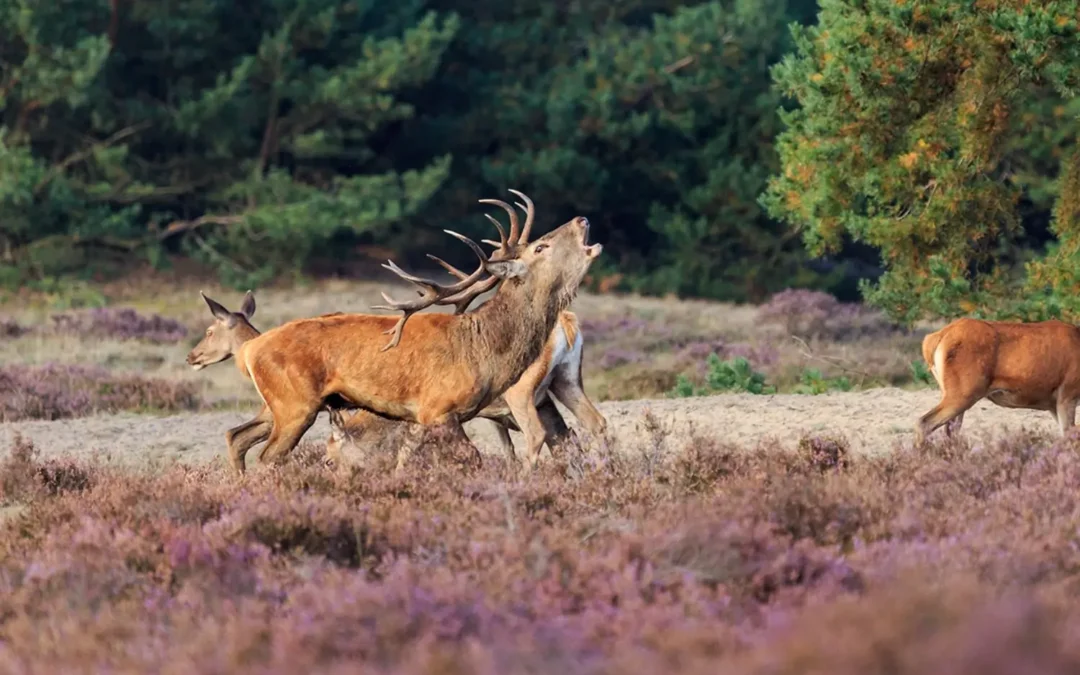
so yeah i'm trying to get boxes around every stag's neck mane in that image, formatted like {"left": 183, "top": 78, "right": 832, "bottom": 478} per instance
{"left": 456, "top": 277, "right": 574, "bottom": 389}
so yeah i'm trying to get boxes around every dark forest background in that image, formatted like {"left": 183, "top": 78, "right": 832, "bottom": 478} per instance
{"left": 5, "top": 0, "right": 1080, "bottom": 319}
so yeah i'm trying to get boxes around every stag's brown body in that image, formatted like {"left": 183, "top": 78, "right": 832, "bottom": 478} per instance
{"left": 187, "top": 190, "right": 601, "bottom": 474}
{"left": 916, "top": 317, "right": 1080, "bottom": 444}
{"left": 326, "top": 309, "right": 608, "bottom": 469}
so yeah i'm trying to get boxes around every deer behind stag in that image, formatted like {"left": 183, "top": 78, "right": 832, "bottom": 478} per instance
{"left": 185, "top": 190, "right": 602, "bottom": 475}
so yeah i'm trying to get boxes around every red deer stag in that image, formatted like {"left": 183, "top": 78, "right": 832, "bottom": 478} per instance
{"left": 186, "top": 294, "right": 607, "bottom": 471}
{"left": 915, "top": 317, "right": 1080, "bottom": 445}
{"left": 326, "top": 309, "right": 608, "bottom": 470}
{"left": 186, "top": 190, "right": 601, "bottom": 474}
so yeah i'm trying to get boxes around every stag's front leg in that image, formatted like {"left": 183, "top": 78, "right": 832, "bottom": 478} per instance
{"left": 503, "top": 390, "right": 546, "bottom": 472}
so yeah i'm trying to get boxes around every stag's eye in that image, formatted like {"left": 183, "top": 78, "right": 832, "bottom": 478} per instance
{"left": 206, "top": 328, "right": 213, "bottom": 336}
{"left": 534, "top": 243, "right": 548, "bottom": 254}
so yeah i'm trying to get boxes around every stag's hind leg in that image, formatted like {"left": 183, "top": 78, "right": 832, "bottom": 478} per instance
{"left": 225, "top": 404, "right": 273, "bottom": 475}
{"left": 257, "top": 405, "right": 320, "bottom": 466}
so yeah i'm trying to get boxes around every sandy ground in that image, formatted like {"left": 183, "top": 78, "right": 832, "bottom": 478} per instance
{"left": 0, "top": 388, "right": 1062, "bottom": 472}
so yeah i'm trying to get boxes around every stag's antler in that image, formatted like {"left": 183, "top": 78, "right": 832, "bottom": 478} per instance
{"left": 372, "top": 230, "right": 489, "bottom": 351}
{"left": 374, "top": 190, "right": 538, "bottom": 346}
{"left": 433, "top": 190, "right": 538, "bottom": 313}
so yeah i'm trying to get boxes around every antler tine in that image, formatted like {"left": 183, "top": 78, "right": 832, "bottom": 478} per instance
{"left": 478, "top": 198, "right": 520, "bottom": 249}
{"left": 438, "top": 275, "right": 501, "bottom": 314}
{"left": 508, "top": 189, "right": 535, "bottom": 244}
{"left": 427, "top": 254, "right": 469, "bottom": 280}
{"left": 372, "top": 232, "right": 491, "bottom": 350}
{"left": 482, "top": 214, "right": 508, "bottom": 250}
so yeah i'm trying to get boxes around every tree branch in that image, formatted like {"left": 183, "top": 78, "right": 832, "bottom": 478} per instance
{"left": 157, "top": 214, "right": 246, "bottom": 241}
{"left": 33, "top": 122, "right": 150, "bottom": 196}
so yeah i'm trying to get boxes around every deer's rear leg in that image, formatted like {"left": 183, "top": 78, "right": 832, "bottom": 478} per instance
{"left": 537, "top": 396, "right": 577, "bottom": 458}
{"left": 915, "top": 394, "right": 980, "bottom": 447}
{"left": 225, "top": 405, "right": 273, "bottom": 476}
{"left": 549, "top": 367, "right": 607, "bottom": 440}
{"left": 490, "top": 420, "right": 516, "bottom": 463}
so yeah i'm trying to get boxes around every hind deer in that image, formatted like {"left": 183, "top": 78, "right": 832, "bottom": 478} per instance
{"left": 325, "top": 309, "right": 608, "bottom": 470}
{"left": 915, "top": 317, "right": 1080, "bottom": 445}
{"left": 185, "top": 190, "right": 602, "bottom": 475}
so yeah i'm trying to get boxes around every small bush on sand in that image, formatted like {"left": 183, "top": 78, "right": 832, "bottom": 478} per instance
{"left": 670, "top": 355, "right": 776, "bottom": 397}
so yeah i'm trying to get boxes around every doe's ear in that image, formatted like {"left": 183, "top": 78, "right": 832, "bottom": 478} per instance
{"left": 240, "top": 290, "right": 256, "bottom": 319}
{"left": 201, "top": 291, "right": 233, "bottom": 322}
{"left": 486, "top": 259, "right": 528, "bottom": 280}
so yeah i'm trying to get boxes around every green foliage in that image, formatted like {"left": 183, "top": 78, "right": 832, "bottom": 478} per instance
{"left": 416, "top": 0, "right": 827, "bottom": 300}
{"left": 1, "top": 0, "right": 456, "bottom": 287}
{"left": 671, "top": 355, "right": 776, "bottom": 396}
{"left": 910, "top": 360, "right": 934, "bottom": 388}
{"left": 764, "top": 0, "right": 1080, "bottom": 322}
{"left": 792, "top": 368, "right": 851, "bottom": 395}
{"left": 1, "top": 0, "right": 834, "bottom": 296}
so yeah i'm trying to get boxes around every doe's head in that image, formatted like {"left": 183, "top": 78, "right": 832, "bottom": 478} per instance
{"left": 186, "top": 290, "right": 258, "bottom": 370}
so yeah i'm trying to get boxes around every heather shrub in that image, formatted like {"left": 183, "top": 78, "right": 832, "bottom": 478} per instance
{"left": 2, "top": 429, "right": 1080, "bottom": 671}
{"left": 796, "top": 434, "right": 852, "bottom": 474}
{"left": 0, "top": 315, "right": 28, "bottom": 337}
{"left": 0, "top": 363, "right": 205, "bottom": 421}
{"left": 757, "top": 288, "right": 897, "bottom": 340}
{"left": 48, "top": 306, "right": 189, "bottom": 343}
{"left": 0, "top": 436, "right": 92, "bottom": 504}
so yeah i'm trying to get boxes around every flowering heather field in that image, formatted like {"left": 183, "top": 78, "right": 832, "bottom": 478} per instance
{"left": 1, "top": 426, "right": 1080, "bottom": 673}
{"left": 0, "top": 363, "right": 206, "bottom": 422}
{"left": 0, "top": 279, "right": 934, "bottom": 412}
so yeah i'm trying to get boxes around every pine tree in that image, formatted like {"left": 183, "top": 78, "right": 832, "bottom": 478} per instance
{"left": 417, "top": 0, "right": 824, "bottom": 301}
{"left": 763, "top": 0, "right": 1080, "bottom": 322}
{"left": 1, "top": 0, "right": 457, "bottom": 287}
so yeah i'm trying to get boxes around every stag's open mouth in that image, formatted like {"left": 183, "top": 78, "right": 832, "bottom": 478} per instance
{"left": 579, "top": 218, "right": 602, "bottom": 258}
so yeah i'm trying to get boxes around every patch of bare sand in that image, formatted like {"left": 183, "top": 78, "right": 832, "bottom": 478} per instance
{"left": 0, "top": 388, "right": 1061, "bottom": 472}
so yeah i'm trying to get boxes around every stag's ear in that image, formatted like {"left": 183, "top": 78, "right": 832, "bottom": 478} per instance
{"left": 201, "top": 291, "right": 232, "bottom": 322}
{"left": 486, "top": 260, "right": 528, "bottom": 280}
{"left": 240, "top": 290, "right": 256, "bottom": 319}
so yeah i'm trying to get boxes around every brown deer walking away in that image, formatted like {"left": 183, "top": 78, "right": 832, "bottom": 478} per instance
{"left": 915, "top": 317, "right": 1080, "bottom": 445}
{"left": 326, "top": 309, "right": 608, "bottom": 470}
{"left": 186, "top": 190, "right": 602, "bottom": 475}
